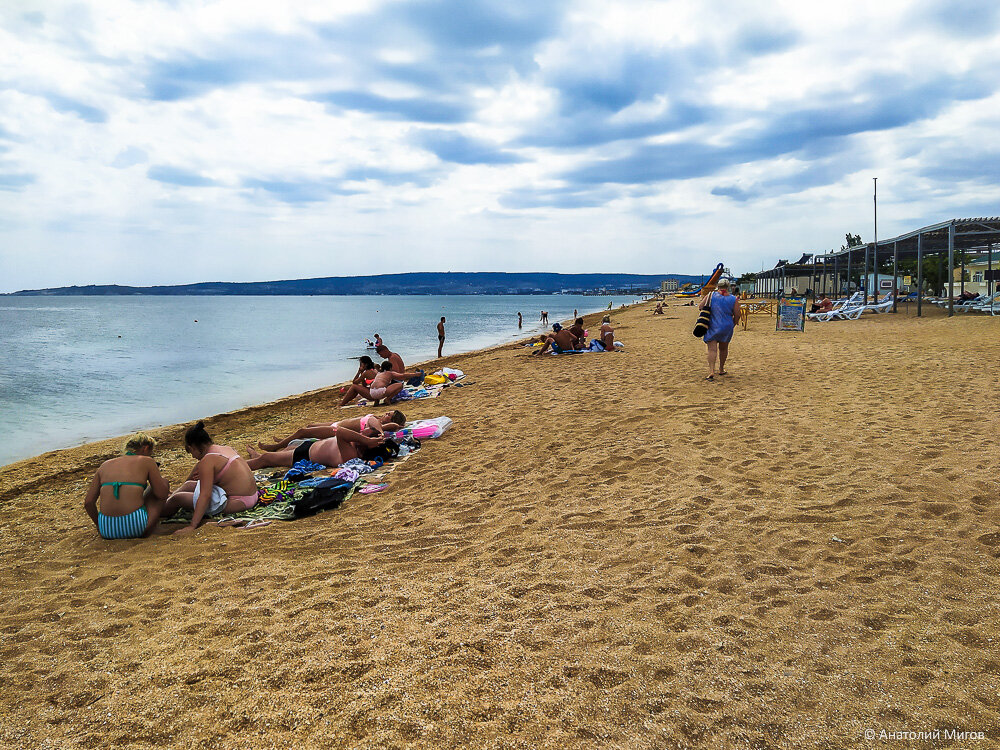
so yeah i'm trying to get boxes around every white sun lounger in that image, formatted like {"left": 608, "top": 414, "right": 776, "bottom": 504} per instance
{"left": 806, "top": 292, "right": 863, "bottom": 322}
{"left": 863, "top": 292, "right": 895, "bottom": 314}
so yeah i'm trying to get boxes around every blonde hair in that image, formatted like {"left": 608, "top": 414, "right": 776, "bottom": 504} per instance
{"left": 124, "top": 432, "right": 156, "bottom": 454}
{"left": 716, "top": 278, "right": 731, "bottom": 290}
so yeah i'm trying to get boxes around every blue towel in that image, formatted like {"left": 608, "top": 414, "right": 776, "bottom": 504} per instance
{"left": 284, "top": 459, "right": 327, "bottom": 480}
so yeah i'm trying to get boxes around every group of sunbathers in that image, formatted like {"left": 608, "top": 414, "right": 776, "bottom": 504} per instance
{"left": 84, "top": 339, "right": 430, "bottom": 541}
{"left": 532, "top": 315, "right": 617, "bottom": 355}
{"left": 84, "top": 406, "right": 408, "bottom": 540}
{"left": 337, "top": 344, "right": 425, "bottom": 407}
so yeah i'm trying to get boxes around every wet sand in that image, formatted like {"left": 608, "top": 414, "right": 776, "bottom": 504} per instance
{"left": 1, "top": 300, "right": 999, "bottom": 749}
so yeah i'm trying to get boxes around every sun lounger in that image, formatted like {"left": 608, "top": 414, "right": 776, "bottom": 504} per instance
{"left": 806, "top": 292, "right": 863, "bottom": 321}
{"left": 960, "top": 292, "right": 1000, "bottom": 313}
{"left": 863, "top": 292, "right": 894, "bottom": 314}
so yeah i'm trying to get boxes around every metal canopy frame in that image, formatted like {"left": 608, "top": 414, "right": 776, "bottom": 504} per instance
{"left": 808, "top": 217, "right": 1000, "bottom": 317}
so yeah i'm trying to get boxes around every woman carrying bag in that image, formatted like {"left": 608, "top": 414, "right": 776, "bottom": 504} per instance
{"left": 697, "top": 278, "right": 740, "bottom": 381}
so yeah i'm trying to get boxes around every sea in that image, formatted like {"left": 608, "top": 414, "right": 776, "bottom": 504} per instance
{"left": 0, "top": 294, "right": 624, "bottom": 467}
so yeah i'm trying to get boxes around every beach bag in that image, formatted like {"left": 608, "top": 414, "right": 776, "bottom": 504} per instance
{"left": 291, "top": 481, "right": 354, "bottom": 518}
{"left": 693, "top": 295, "right": 712, "bottom": 337}
{"left": 361, "top": 439, "right": 400, "bottom": 463}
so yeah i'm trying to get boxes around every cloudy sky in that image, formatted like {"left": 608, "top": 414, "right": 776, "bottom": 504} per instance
{"left": 1, "top": 0, "right": 999, "bottom": 292}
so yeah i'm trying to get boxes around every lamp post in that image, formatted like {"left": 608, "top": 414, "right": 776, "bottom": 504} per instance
{"left": 873, "top": 177, "right": 878, "bottom": 301}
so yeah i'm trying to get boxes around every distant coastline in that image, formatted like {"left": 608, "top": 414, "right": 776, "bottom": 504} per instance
{"left": 6, "top": 271, "right": 701, "bottom": 296}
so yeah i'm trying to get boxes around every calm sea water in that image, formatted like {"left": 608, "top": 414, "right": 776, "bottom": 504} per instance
{"left": 0, "top": 295, "right": 622, "bottom": 466}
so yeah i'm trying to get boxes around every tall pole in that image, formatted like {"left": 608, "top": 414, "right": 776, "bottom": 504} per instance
{"left": 989, "top": 243, "right": 994, "bottom": 298}
{"left": 872, "top": 177, "right": 878, "bottom": 300}
{"left": 916, "top": 233, "right": 923, "bottom": 317}
{"left": 846, "top": 249, "right": 852, "bottom": 296}
{"left": 892, "top": 240, "right": 899, "bottom": 313}
{"left": 947, "top": 221, "right": 955, "bottom": 317}
{"left": 863, "top": 244, "right": 870, "bottom": 303}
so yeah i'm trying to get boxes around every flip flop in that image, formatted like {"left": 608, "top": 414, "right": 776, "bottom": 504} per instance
{"left": 240, "top": 520, "right": 272, "bottom": 530}
{"left": 217, "top": 518, "right": 250, "bottom": 527}
{"left": 705, "top": 375, "right": 715, "bottom": 381}
{"left": 718, "top": 370, "right": 728, "bottom": 376}
{"left": 359, "top": 483, "right": 389, "bottom": 494}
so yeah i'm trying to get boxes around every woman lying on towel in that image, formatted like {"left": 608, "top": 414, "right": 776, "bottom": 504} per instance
{"left": 245, "top": 425, "right": 384, "bottom": 470}
{"left": 338, "top": 361, "right": 409, "bottom": 406}
{"left": 83, "top": 432, "right": 171, "bottom": 540}
{"left": 163, "top": 421, "right": 260, "bottom": 535}
{"left": 256, "top": 410, "right": 406, "bottom": 451}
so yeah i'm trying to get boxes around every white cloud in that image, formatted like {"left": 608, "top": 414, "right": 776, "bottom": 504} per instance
{"left": 1, "top": 0, "right": 999, "bottom": 291}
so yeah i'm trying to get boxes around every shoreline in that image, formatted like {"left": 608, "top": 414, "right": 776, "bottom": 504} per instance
{"left": 0, "top": 295, "right": 632, "bottom": 471}
{"left": 0, "top": 301, "right": 640, "bottom": 499}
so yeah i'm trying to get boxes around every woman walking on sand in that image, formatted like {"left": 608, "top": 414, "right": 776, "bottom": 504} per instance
{"left": 699, "top": 278, "right": 740, "bottom": 381}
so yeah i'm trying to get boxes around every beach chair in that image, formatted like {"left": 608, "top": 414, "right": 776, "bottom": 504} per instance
{"left": 962, "top": 291, "right": 1000, "bottom": 313}
{"left": 832, "top": 302, "right": 866, "bottom": 320}
{"left": 863, "top": 291, "right": 894, "bottom": 314}
{"left": 806, "top": 292, "right": 863, "bottom": 321}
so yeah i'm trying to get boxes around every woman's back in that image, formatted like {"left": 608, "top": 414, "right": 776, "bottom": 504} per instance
{"left": 706, "top": 292, "right": 737, "bottom": 339}
{"left": 97, "top": 455, "right": 154, "bottom": 515}
{"left": 203, "top": 446, "right": 257, "bottom": 497}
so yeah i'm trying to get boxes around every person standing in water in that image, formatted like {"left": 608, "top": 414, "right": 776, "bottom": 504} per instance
{"left": 437, "top": 317, "right": 446, "bottom": 358}
{"left": 517, "top": 312, "right": 522, "bottom": 329}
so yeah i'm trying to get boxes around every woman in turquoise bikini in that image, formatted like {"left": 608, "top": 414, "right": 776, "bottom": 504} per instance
{"left": 83, "top": 433, "right": 170, "bottom": 539}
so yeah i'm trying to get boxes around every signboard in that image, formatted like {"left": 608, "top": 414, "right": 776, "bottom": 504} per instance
{"left": 903, "top": 275, "right": 912, "bottom": 286}
{"left": 776, "top": 296, "right": 806, "bottom": 332}
{"left": 880, "top": 279, "right": 893, "bottom": 289}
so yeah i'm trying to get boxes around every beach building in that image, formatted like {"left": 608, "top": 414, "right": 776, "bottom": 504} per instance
{"left": 951, "top": 251, "right": 1000, "bottom": 296}
{"left": 660, "top": 278, "right": 679, "bottom": 292}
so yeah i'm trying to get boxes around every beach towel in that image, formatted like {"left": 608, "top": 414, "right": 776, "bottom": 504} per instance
{"left": 388, "top": 416, "right": 452, "bottom": 441}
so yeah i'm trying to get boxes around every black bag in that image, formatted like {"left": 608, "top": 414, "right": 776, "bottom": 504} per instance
{"left": 693, "top": 295, "right": 712, "bottom": 337}
{"left": 361, "top": 439, "right": 400, "bottom": 463}
{"left": 291, "top": 481, "right": 353, "bottom": 518}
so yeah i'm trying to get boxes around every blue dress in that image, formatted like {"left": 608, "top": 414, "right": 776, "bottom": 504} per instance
{"left": 704, "top": 292, "right": 737, "bottom": 343}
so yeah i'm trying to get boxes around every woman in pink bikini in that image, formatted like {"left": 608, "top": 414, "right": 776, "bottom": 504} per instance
{"left": 164, "top": 421, "right": 259, "bottom": 535}
{"left": 338, "top": 361, "right": 407, "bottom": 407}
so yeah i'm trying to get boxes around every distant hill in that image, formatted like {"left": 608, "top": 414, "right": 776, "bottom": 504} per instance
{"left": 9, "top": 271, "right": 706, "bottom": 296}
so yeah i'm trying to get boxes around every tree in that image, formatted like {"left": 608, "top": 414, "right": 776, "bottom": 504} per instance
{"left": 840, "top": 233, "right": 863, "bottom": 251}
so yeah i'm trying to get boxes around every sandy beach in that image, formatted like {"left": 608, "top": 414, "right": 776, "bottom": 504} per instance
{"left": 1, "top": 299, "right": 998, "bottom": 749}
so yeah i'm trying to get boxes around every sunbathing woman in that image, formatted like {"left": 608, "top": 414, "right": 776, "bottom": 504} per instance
{"left": 163, "top": 421, "right": 260, "bottom": 535}
{"left": 600, "top": 315, "right": 616, "bottom": 350}
{"left": 338, "top": 361, "right": 408, "bottom": 406}
{"left": 257, "top": 410, "right": 406, "bottom": 451}
{"left": 83, "top": 432, "right": 170, "bottom": 539}
{"left": 351, "top": 356, "right": 378, "bottom": 385}
{"left": 245, "top": 425, "right": 384, "bottom": 470}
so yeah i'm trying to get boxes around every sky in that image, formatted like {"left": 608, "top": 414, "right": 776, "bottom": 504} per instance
{"left": 1, "top": 0, "right": 999, "bottom": 292}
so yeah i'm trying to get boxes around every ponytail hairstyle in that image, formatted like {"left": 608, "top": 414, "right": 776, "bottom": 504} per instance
{"left": 124, "top": 432, "right": 156, "bottom": 454}
{"left": 184, "top": 420, "right": 213, "bottom": 449}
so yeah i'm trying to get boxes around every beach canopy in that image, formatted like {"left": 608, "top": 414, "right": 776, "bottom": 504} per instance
{"left": 757, "top": 217, "right": 1000, "bottom": 317}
